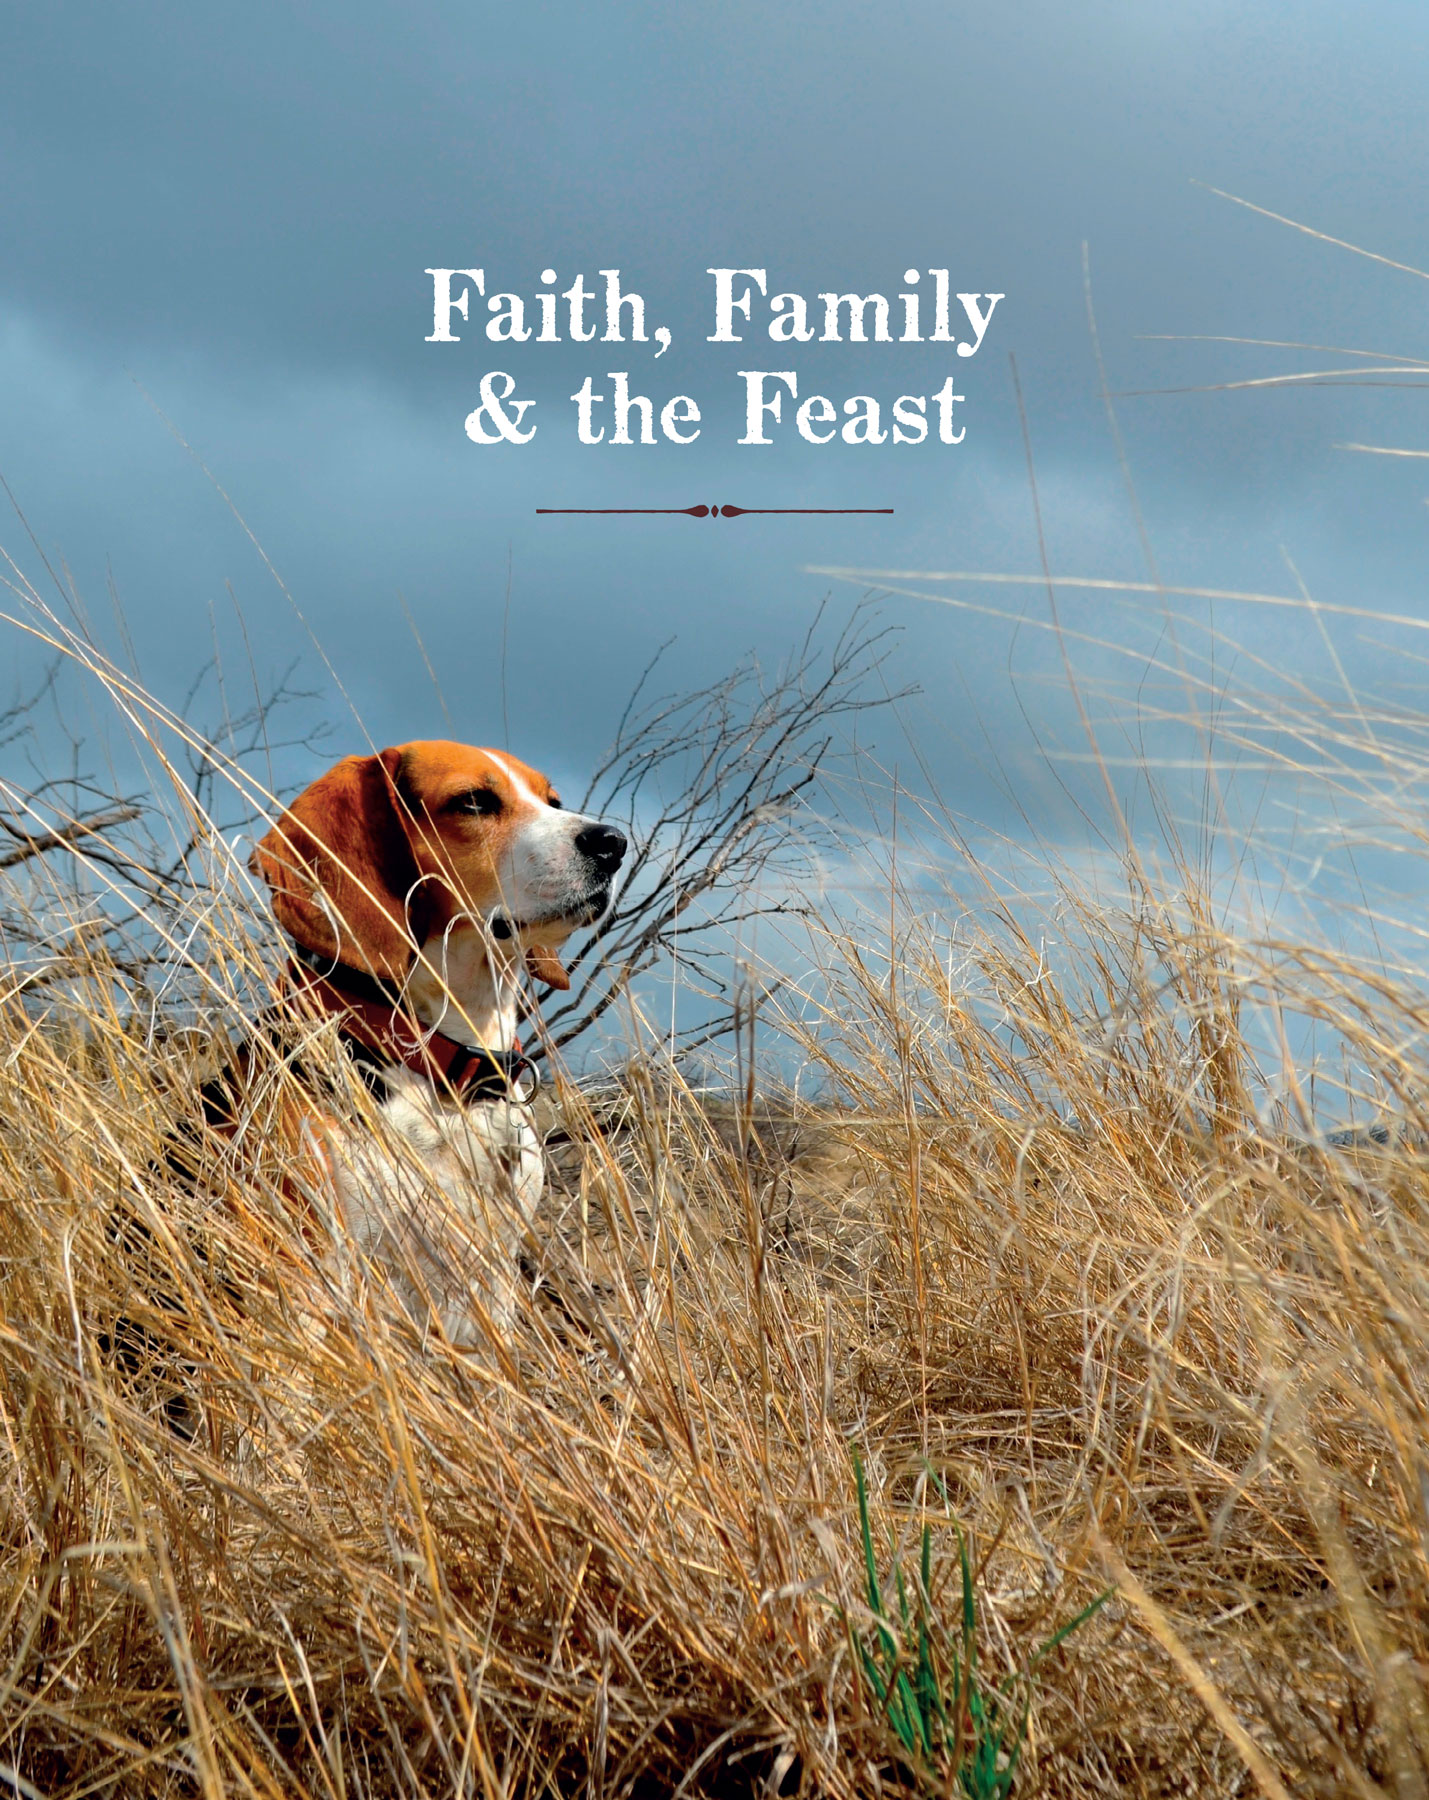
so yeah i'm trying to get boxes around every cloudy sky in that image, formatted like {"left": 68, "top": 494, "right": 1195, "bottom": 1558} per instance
{"left": 5, "top": 0, "right": 1429, "bottom": 905}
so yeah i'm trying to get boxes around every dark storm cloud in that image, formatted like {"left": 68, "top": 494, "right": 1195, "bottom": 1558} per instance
{"left": 4, "top": 0, "right": 1429, "bottom": 865}
{"left": 10, "top": 0, "right": 1429, "bottom": 411}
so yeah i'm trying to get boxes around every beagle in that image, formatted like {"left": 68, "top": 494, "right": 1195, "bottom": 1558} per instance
{"left": 242, "top": 739, "right": 627, "bottom": 1343}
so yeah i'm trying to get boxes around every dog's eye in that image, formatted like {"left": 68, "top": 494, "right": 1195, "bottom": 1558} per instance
{"left": 453, "top": 788, "right": 503, "bottom": 817}
{"left": 547, "top": 794, "right": 562, "bottom": 810}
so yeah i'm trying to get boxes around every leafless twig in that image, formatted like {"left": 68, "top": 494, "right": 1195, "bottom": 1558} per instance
{"left": 537, "top": 602, "right": 906, "bottom": 1058}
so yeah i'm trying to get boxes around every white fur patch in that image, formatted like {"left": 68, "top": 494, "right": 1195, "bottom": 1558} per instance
{"left": 320, "top": 1070, "right": 542, "bottom": 1343}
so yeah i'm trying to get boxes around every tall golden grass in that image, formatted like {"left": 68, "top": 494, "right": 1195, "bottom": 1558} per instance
{"left": 5, "top": 594, "right": 1429, "bottom": 1798}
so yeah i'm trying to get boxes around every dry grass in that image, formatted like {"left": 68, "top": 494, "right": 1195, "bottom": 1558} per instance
{"left": 6, "top": 637, "right": 1429, "bottom": 1796}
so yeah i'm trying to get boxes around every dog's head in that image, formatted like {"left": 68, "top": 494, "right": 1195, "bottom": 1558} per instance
{"left": 250, "top": 741, "right": 626, "bottom": 988}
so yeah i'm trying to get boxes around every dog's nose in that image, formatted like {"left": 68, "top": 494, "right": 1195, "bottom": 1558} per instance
{"left": 575, "top": 821, "right": 627, "bottom": 873}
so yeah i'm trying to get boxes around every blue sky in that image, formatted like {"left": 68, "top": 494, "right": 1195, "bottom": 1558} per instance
{"left": 5, "top": 0, "right": 1429, "bottom": 887}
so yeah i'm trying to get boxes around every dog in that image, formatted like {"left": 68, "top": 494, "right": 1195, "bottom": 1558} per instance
{"left": 234, "top": 739, "right": 626, "bottom": 1343}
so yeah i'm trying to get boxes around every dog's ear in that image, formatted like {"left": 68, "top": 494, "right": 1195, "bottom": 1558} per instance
{"left": 524, "top": 945, "right": 571, "bottom": 990}
{"left": 250, "top": 749, "right": 432, "bottom": 980}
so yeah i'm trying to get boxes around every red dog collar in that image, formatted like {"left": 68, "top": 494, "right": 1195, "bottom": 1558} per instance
{"left": 284, "top": 950, "right": 539, "bottom": 1103}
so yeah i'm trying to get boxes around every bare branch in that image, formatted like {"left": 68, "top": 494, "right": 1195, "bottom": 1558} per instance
{"left": 0, "top": 803, "right": 144, "bottom": 871}
{"left": 535, "top": 603, "right": 907, "bottom": 1060}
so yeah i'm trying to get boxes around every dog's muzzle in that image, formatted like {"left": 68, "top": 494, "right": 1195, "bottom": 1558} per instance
{"left": 489, "top": 820, "right": 626, "bottom": 942}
